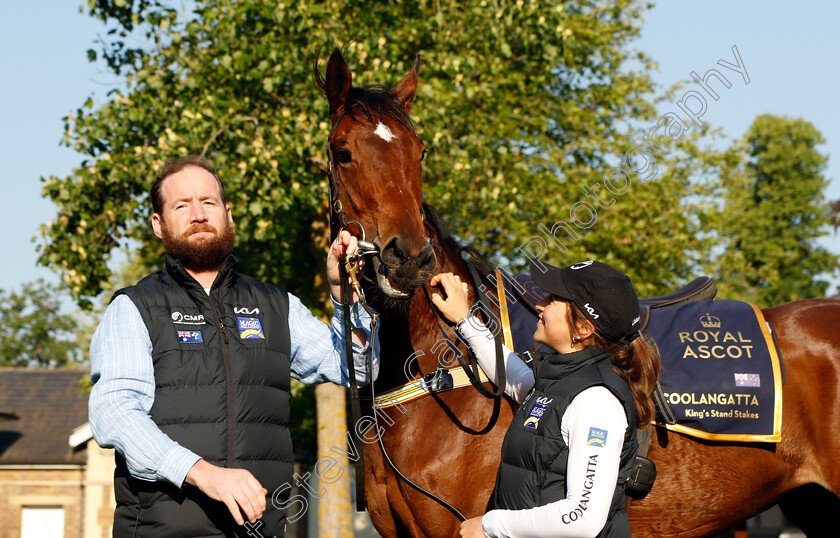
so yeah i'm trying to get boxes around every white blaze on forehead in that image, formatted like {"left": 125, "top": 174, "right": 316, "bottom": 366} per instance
{"left": 374, "top": 121, "right": 397, "bottom": 142}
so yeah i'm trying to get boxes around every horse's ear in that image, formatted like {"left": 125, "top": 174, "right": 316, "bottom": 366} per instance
{"left": 325, "top": 48, "right": 352, "bottom": 125}
{"left": 391, "top": 55, "right": 420, "bottom": 113}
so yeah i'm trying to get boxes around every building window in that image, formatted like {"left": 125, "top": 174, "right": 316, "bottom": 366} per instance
{"left": 20, "top": 507, "right": 65, "bottom": 538}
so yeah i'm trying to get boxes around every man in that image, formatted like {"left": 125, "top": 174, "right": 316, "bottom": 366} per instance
{"left": 88, "top": 155, "right": 377, "bottom": 537}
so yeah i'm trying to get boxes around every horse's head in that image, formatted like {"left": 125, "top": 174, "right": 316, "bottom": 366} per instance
{"left": 320, "top": 48, "right": 436, "bottom": 301}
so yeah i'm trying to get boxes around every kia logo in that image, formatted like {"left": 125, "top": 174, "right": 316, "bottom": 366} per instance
{"left": 570, "top": 261, "right": 594, "bottom": 270}
{"left": 583, "top": 303, "right": 600, "bottom": 319}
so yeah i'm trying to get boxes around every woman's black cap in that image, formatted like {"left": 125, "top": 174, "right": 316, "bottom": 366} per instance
{"left": 529, "top": 260, "right": 641, "bottom": 342}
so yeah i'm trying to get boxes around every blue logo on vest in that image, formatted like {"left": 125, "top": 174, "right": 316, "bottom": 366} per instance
{"left": 523, "top": 396, "right": 552, "bottom": 429}
{"left": 177, "top": 330, "right": 203, "bottom": 343}
{"left": 587, "top": 427, "right": 607, "bottom": 448}
{"left": 237, "top": 317, "right": 265, "bottom": 340}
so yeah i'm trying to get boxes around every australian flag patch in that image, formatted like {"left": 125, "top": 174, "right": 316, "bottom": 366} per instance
{"left": 734, "top": 373, "right": 761, "bottom": 387}
{"left": 177, "top": 330, "right": 203, "bottom": 343}
{"left": 237, "top": 317, "right": 265, "bottom": 340}
{"left": 587, "top": 427, "right": 607, "bottom": 448}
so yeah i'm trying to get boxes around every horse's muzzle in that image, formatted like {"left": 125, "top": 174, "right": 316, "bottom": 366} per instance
{"left": 374, "top": 239, "right": 437, "bottom": 298}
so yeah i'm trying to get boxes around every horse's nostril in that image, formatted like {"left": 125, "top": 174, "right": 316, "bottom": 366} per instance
{"left": 393, "top": 240, "right": 407, "bottom": 261}
{"left": 381, "top": 237, "right": 403, "bottom": 264}
{"left": 419, "top": 243, "right": 436, "bottom": 270}
{"left": 382, "top": 237, "right": 436, "bottom": 269}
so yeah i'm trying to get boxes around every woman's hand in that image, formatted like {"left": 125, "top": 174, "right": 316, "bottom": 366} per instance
{"left": 429, "top": 272, "right": 472, "bottom": 324}
{"left": 459, "top": 516, "right": 488, "bottom": 537}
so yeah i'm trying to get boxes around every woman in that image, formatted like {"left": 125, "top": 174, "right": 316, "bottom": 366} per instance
{"left": 430, "top": 260, "right": 661, "bottom": 537}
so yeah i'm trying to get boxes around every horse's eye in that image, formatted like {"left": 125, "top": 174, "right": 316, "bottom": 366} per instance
{"left": 420, "top": 149, "right": 427, "bottom": 162}
{"left": 335, "top": 149, "right": 352, "bottom": 164}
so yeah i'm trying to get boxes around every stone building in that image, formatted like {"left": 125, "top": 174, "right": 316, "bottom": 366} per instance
{"left": 0, "top": 369, "right": 114, "bottom": 538}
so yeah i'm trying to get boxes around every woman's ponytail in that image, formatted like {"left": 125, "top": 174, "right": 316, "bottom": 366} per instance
{"left": 609, "top": 337, "right": 661, "bottom": 426}
{"left": 567, "top": 302, "right": 662, "bottom": 426}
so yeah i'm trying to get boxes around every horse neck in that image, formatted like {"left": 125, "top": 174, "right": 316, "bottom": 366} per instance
{"left": 373, "top": 234, "right": 473, "bottom": 392}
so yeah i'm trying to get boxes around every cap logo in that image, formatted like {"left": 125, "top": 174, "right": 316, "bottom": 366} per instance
{"left": 583, "top": 303, "right": 600, "bottom": 319}
{"left": 570, "top": 261, "right": 594, "bottom": 270}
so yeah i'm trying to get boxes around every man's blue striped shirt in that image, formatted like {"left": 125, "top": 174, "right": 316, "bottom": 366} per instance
{"left": 88, "top": 293, "right": 378, "bottom": 487}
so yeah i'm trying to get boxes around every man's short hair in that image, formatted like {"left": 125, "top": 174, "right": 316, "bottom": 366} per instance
{"left": 151, "top": 155, "right": 227, "bottom": 215}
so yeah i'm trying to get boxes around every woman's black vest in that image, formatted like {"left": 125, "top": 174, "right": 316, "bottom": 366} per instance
{"left": 112, "top": 255, "right": 293, "bottom": 537}
{"left": 493, "top": 348, "right": 637, "bottom": 537}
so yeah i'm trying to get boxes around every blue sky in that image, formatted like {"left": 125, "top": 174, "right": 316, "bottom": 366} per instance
{"left": 1, "top": 2, "right": 113, "bottom": 290}
{"left": 1, "top": 1, "right": 838, "bottom": 297}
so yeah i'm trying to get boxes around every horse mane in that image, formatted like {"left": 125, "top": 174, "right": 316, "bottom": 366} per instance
{"left": 422, "top": 202, "right": 458, "bottom": 252}
{"left": 315, "top": 61, "right": 416, "bottom": 132}
{"left": 423, "top": 202, "right": 495, "bottom": 277}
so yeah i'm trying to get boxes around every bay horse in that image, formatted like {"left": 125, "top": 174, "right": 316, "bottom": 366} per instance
{"left": 317, "top": 48, "right": 840, "bottom": 537}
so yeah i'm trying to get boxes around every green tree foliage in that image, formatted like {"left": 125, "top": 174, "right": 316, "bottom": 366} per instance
{"left": 0, "top": 280, "right": 81, "bottom": 367}
{"left": 40, "top": 0, "right": 715, "bottom": 305}
{"left": 706, "top": 115, "right": 839, "bottom": 305}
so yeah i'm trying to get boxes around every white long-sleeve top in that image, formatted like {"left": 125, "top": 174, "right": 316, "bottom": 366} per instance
{"left": 457, "top": 315, "right": 628, "bottom": 538}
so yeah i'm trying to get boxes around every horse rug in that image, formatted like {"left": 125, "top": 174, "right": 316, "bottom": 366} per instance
{"left": 645, "top": 299, "right": 783, "bottom": 442}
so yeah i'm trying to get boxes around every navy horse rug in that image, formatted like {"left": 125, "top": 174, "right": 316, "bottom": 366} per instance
{"left": 646, "top": 299, "right": 783, "bottom": 442}
{"left": 373, "top": 268, "right": 782, "bottom": 446}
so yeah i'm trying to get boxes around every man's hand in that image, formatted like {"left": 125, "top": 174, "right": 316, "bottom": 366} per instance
{"left": 185, "top": 459, "right": 268, "bottom": 525}
{"left": 327, "top": 230, "right": 363, "bottom": 303}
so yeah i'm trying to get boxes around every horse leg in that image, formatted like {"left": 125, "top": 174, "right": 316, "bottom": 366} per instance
{"left": 365, "top": 464, "right": 437, "bottom": 538}
{"left": 778, "top": 484, "right": 840, "bottom": 537}
{"left": 364, "top": 442, "right": 408, "bottom": 538}
{"left": 365, "top": 427, "right": 463, "bottom": 538}
{"left": 764, "top": 300, "right": 840, "bottom": 538}
{"left": 629, "top": 432, "right": 794, "bottom": 537}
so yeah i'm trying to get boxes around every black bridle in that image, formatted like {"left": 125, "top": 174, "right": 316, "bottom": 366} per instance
{"left": 327, "top": 110, "right": 377, "bottom": 514}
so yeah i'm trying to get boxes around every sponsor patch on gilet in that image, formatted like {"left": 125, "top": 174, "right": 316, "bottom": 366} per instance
{"left": 237, "top": 316, "right": 265, "bottom": 340}
{"left": 523, "top": 396, "right": 553, "bottom": 429}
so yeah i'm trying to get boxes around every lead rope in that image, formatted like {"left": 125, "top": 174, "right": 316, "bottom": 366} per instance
{"left": 339, "top": 257, "right": 368, "bottom": 512}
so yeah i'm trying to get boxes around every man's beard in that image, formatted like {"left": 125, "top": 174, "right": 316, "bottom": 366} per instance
{"left": 160, "top": 220, "right": 236, "bottom": 272}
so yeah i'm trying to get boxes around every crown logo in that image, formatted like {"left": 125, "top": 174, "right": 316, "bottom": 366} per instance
{"left": 699, "top": 313, "right": 721, "bottom": 328}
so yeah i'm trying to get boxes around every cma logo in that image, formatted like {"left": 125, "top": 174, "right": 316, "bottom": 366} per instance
{"left": 234, "top": 307, "right": 260, "bottom": 315}
{"left": 535, "top": 396, "right": 553, "bottom": 405}
{"left": 171, "top": 311, "right": 205, "bottom": 324}
{"left": 583, "top": 303, "right": 600, "bottom": 319}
